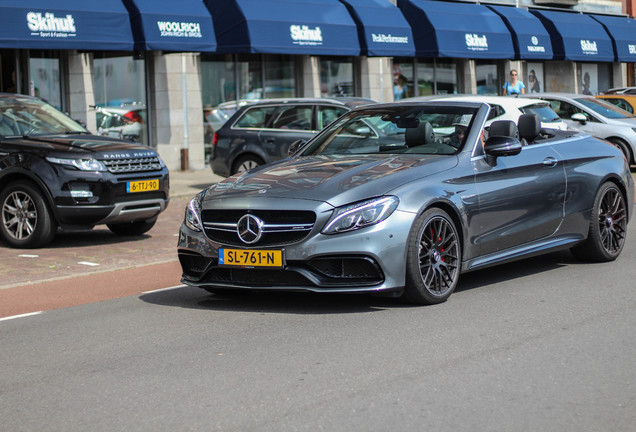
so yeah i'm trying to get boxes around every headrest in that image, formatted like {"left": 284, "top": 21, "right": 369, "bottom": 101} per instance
{"left": 518, "top": 113, "right": 541, "bottom": 141}
{"left": 405, "top": 121, "right": 434, "bottom": 147}
{"left": 489, "top": 120, "right": 518, "bottom": 139}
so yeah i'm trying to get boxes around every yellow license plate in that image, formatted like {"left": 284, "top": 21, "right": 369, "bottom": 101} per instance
{"left": 126, "top": 179, "right": 159, "bottom": 193}
{"left": 219, "top": 248, "right": 283, "bottom": 268}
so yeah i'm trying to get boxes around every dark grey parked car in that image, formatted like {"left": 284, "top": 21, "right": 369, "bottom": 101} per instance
{"left": 180, "top": 101, "right": 633, "bottom": 305}
{"left": 209, "top": 97, "right": 374, "bottom": 177}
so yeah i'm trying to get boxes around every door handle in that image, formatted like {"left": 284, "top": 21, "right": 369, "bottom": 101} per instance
{"left": 543, "top": 157, "right": 558, "bottom": 167}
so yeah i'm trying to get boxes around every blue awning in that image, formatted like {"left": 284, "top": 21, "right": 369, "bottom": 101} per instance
{"left": 487, "top": 5, "right": 553, "bottom": 60}
{"left": 591, "top": 14, "right": 636, "bottom": 63}
{"left": 0, "top": 0, "right": 134, "bottom": 51}
{"left": 338, "top": 0, "right": 415, "bottom": 57}
{"left": 122, "top": 0, "right": 216, "bottom": 52}
{"left": 397, "top": 0, "right": 515, "bottom": 59}
{"left": 202, "top": 0, "right": 360, "bottom": 56}
{"left": 530, "top": 10, "right": 614, "bottom": 62}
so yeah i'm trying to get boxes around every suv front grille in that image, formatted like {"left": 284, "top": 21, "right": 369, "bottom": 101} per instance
{"left": 102, "top": 157, "right": 163, "bottom": 174}
{"left": 201, "top": 209, "right": 316, "bottom": 247}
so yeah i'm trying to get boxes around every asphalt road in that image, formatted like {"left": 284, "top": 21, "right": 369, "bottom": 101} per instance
{"left": 2, "top": 238, "right": 635, "bottom": 430}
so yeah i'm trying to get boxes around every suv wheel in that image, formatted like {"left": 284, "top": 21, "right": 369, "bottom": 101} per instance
{"left": 0, "top": 181, "right": 56, "bottom": 248}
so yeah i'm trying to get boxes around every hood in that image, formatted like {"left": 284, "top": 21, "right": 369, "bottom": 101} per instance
{"left": 205, "top": 154, "right": 458, "bottom": 207}
{"left": 607, "top": 116, "right": 636, "bottom": 127}
{"left": 10, "top": 134, "right": 157, "bottom": 157}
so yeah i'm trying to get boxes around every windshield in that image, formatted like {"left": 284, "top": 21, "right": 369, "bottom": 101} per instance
{"left": 0, "top": 96, "right": 87, "bottom": 137}
{"left": 520, "top": 103, "right": 561, "bottom": 123}
{"left": 301, "top": 105, "right": 479, "bottom": 156}
{"left": 575, "top": 97, "right": 635, "bottom": 119}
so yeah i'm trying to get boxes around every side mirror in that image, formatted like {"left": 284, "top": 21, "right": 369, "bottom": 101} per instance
{"left": 571, "top": 113, "right": 587, "bottom": 124}
{"left": 484, "top": 136, "right": 522, "bottom": 165}
{"left": 288, "top": 139, "right": 306, "bottom": 156}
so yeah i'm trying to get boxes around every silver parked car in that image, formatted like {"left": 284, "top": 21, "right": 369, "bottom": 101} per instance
{"left": 522, "top": 93, "right": 636, "bottom": 164}
{"left": 178, "top": 101, "right": 633, "bottom": 305}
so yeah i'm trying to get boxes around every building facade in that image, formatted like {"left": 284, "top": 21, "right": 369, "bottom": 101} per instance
{"left": 1, "top": 0, "right": 634, "bottom": 171}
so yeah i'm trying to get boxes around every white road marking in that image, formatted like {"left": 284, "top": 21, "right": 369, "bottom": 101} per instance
{"left": 77, "top": 261, "right": 100, "bottom": 266}
{"left": 0, "top": 311, "right": 43, "bottom": 322}
{"left": 142, "top": 285, "right": 186, "bottom": 294}
{"left": 18, "top": 254, "right": 39, "bottom": 258}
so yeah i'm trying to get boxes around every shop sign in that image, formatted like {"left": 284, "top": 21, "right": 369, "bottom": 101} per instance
{"left": 580, "top": 39, "right": 598, "bottom": 55}
{"left": 527, "top": 35, "right": 546, "bottom": 53}
{"left": 157, "top": 21, "right": 202, "bottom": 38}
{"left": 371, "top": 33, "right": 410, "bottom": 44}
{"left": 290, "top": 25, "right": 323, "bottom": 46}
{"left": 27, "top": 12, "right": 76, "bottom": 39}
{"left": 465, "top": 33, "right": 488, "bottom": 51}
{"left": 629, "top": 44, "right": 636, "bottom": 54}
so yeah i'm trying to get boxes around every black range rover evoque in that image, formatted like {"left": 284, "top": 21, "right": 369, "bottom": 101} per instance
{"left": 0, "top": 93, "right": 169, "bottom": 248}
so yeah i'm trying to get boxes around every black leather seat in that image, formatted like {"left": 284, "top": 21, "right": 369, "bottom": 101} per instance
{"left": 405, "top": 121, "right": 434, "bottom": 147}
{"left": 518, "top": 113, "right": 541, "bottom": 145}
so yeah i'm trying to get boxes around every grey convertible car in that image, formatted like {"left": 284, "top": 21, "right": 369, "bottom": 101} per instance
{"left": 178, "top": 101, "right": 633, "bottom": 304}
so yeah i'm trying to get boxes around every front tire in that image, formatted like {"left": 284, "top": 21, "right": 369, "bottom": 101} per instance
{"left": 403, "top": 208, "right": 461, "bottom": 305}
{"left": 0, "top": 181, "right": 56, "bottom": 248}
{"left": 107, "top": 218, "right": 157, "bottom": 236}
{"left": 571, "top": 182, "right": 627, "bottom": 262}
{"left": 607, "top": 138, "right": 633, "bottom": 164}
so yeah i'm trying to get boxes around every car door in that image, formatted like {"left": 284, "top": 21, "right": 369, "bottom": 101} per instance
{"left": 471, "top": 143, "right": 566, "bottom": 256}
{"left": 258, "top": 105, "right": 316, "bottom": 160}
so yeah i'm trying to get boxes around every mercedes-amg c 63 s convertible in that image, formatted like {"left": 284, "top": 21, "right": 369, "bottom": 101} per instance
{"left": 178, "top": 100, "right": 633, "bottom": 304}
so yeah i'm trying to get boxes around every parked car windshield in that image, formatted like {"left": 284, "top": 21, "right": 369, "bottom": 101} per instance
{"left": 519, "top": 103, "right": 561, "bottom": 123}
{"left": 575, "top": 96, "right": 635, "bottom": 119}
{"left": 0, "top": 96, "right": 87, "bottom": 137}
{"left": 301, "top": 105, "right": 479, "bottom": 156}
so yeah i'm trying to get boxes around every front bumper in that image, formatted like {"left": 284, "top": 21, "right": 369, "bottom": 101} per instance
{"left": 177, "top": 208, "right": 416, "bottom": 294}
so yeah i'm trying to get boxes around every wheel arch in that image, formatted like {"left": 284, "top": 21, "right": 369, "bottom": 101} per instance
{"left": 605, "top": 136, "right": 634, "bottom": 164}
{"left": 0, "top": 169, "right": 57, "bottom": 220}
{"left": 600, "top": 174, "right": 632, "bottom": 222}
{"left": 419, "top": 200, "right": 466, "bottom": 261}
{"left": 230, "top": 152, "right": 266, "bottom": 174}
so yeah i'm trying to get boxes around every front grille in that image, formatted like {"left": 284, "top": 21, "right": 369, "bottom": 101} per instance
{"left": 201, "top": 209, "right": 316, "bottom": 247}
{"left": 102, "top": 157, "right": 163, "bottom": 174}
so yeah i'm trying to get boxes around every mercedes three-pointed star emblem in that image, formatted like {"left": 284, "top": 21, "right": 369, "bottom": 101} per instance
{"left": 237, "top": 214, "right": 264, "bottom": 244}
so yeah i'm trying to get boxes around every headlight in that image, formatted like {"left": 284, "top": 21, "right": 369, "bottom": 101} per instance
{"left": 184, "top": 190, "right": 206, "bottom": 232}
{"left": 46, "top": 157, "right": 107, "bottom": 172}
{"left": 322, "top": 196, "right": 399, "bottom": 234}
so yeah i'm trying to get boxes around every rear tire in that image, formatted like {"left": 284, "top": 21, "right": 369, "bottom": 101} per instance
{"left": 403, "top": 208, "right": 461, "bottom": 305}
{"left": 571, "top": 182, "right": 627, "bottom": 262}
{"left": 107, "top": 218, "right": 157, "bottom": 236}
{"left": 0, "top": 181, "right": 56, "bottom": 248}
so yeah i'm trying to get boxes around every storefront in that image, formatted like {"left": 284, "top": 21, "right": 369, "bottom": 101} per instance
{"left": 1, "top": 0, "right": 636, "bottom": 171}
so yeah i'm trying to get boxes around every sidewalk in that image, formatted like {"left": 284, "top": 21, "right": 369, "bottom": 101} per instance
{"left": 0, "top": 168, "right": 225, "bottom": 290}
{"left": 170, "top": 167, "right": 225, "bottom": 198}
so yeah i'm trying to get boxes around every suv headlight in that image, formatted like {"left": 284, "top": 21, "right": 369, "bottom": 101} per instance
{"left": 184, "top": 190, "right": 206, "bottom": 232}
{"left": 322, "top": 196, "right": 399, "bottom": 234}
{"left": 46, "top": 157, "right": 107, "bottom": 172}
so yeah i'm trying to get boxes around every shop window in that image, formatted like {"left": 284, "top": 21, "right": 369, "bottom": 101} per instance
{"left": 476, "top": 61, "right": 498, "bottom": 95}
{"left": 93, "top": 53, "right": 148, "bottom": 146}
{"left": 526, "top": 63, "right": 544, "bottom": 94}
{"left": 28, "top": 52, "right": 61, "bottom": 109}
{"left": 320, "top": 57, "right": 354, "bottom": 97}
{"left": 416, "top": 60, "right": 457, "bottom": 95}
{"left": 393, "top": 60, "right": 414, "bottom": 100}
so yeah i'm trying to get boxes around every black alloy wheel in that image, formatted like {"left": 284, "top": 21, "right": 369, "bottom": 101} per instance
{"left": 404, "top": 208, "right": 461, "bottom": 305}
{"left": 571, "top": 182, "right": 627, "bottom": 262}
